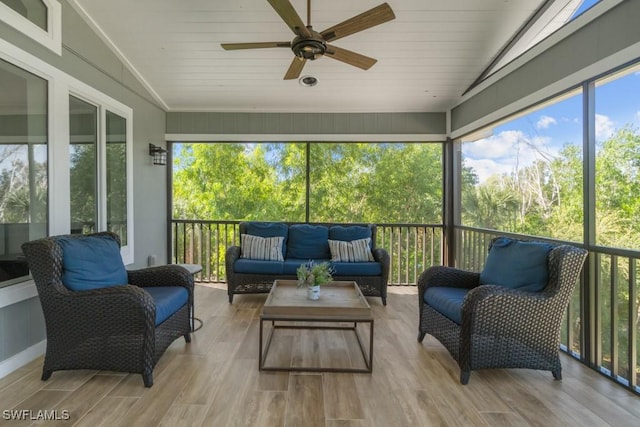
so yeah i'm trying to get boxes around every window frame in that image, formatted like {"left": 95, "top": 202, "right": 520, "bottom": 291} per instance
{"left": 0, "top": 0, "right": 62, "bottom": 55}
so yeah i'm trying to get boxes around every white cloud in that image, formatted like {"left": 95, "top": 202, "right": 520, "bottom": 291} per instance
{"left": 463, "top": 130, "right": 559, "bottom": 183}
{"left": 463, "top": 130, "right": 525, "bottom": 159}
{"left": 463, "top": 158, "right": 513, "bottom": 184}
{"left": 595, "top": 113, "right": 615, "bottom": 140}
{"left": 536, "top": 115, "right": 557, "bottom": 129}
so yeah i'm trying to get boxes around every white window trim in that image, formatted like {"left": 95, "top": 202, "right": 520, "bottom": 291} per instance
{"left": 0, "top": 0, "right": 62, "bottom": 55}
{"left": 0, "top": 35, "right": 134, "bottom": 306}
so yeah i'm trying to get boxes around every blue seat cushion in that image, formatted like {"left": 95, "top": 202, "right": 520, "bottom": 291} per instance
{"left": 424, "top": 287, "right": 469, "bottom": 325}
{"left": 144, "top": 286, "right": 189, "bottom": 326}
{"left": 287, "top": 224, "right": 330, "bottom": 259}
{"left": 331, "top": 261, "right": 381, "bottom": 276}
{"left": 243, "top": 222, "right": 289, "bottom": 257}
{"left": 234, "top": 259, "right": 284, "bottom": 275}
{"left": 329, "top": 225, "right": 372, "bottom": 246}
{"left": 58, "top": 235, "right": 128, "bottom": 291}
{"left": 480, "top": 237, "right": 554, "bottom": 292}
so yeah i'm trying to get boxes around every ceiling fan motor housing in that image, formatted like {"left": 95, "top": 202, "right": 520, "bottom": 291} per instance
{"left": 291, "top": 28, "right": 326, "bottom": 60}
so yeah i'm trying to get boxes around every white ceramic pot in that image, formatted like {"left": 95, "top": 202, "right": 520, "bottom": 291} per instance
{"left": 307, "top": 285, "right": 320, "bottom": 300}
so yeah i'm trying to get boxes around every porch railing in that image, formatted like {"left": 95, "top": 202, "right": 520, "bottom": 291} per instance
{"left": 170, "top": 220, "right": 443, "bottom": 286}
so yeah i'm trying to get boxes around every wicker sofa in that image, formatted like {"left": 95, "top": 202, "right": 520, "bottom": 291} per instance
{"left": 417, "top": 237, "right": 587, "bottom": 384}
{"left": 225, "top": 222, "right": 390, "bottom": 304}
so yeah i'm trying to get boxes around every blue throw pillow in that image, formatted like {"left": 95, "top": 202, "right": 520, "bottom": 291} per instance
{"left": 58, "top": 235, "right": 128, "bottom": 291}
{"left": 479, "top": 237, "right": 554, "bottom": 292}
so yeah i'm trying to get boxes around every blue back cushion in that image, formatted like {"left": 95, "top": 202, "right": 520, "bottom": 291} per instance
{"left": 287, "top": 224, "right": 330, "bottom": 259}
{"left": 58, "top": 235, "right": 128, "bottom": 291}
{"left": 329, "top": 225, "right": 372, "bottom": 246}
{"left": 479, "top": 237, "right": 554, "bottom": 292}
{"left": 243, "top": 222, "right": 289, "bottom": 257}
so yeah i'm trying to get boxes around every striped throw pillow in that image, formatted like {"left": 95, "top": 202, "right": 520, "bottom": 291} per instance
{"left": 328, "top": 238, "right": 374, "bottom": 262}
{"left": 240, "top": 234, "right": 284, "bottom": 261}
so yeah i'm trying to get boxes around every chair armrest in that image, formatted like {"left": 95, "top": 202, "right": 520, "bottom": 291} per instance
{"left": 127, "top": 264, "right": 194, "bottom": 290}
{"left": 461, "top": 285, "right": 551, "bottom": 335}
{"left": 46, "top": 284, "right": 157, "bottom": 334}
{"left": 418, "top": 266, "right": 480, "bottom": 299}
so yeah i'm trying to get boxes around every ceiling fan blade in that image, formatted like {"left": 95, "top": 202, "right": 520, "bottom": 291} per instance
{"left": 325, "top": 45, "right": 377, "bottom": 70}
{"left": 267, "top": 0, "right": 312, "bottom": 38}
{"left": 284, "top": 57, "right": 306, "bottom": 80}
{"left": 320, "top": 3, "right": 395, "bottom": 43}
{"left": 221, "top": 42, "right": 291, "bottom": 50}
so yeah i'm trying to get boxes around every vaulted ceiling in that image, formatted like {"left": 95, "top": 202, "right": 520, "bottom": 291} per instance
{"left": 69, "top": 0, "right": 576, "bottom": 113}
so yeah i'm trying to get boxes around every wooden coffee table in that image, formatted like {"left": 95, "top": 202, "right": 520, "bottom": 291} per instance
{"left": 259, "top": 280, "right": 374, "bottom": 373}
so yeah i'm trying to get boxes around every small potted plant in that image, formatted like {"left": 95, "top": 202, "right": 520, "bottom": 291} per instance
{"left": 296, "top": 260, "right": 335, "bottom": 300}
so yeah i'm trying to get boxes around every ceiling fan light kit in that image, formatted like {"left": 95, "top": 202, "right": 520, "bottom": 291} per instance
{"left": 291, "top": 31, "right": 326, "bottom": 60}
{"left": 221, "top": 0, "right": 395, "bottom": 80}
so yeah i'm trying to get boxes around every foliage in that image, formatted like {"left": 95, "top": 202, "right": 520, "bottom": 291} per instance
{"left": 0, "top": 145, "right": 47, "bottom": 224}
{"left": 462, "top": 127, "right": 640, "bottom": 249}
{"left": 296, "top": 261, "right": 335, "bottom": 287}
{"left": 172, "top": 142, "right": 443, "bottom": 224}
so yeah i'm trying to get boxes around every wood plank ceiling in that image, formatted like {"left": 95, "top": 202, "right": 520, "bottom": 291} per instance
{"left": 69, "top": 0, "right": 551, "bottom": 113}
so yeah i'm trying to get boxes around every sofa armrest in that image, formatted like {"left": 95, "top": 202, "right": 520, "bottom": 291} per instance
{"left": 225, "top": 245, "right": 241, "bottom": 275}
{"left": 372, "top": 247, "right": 390, "bottom": 283}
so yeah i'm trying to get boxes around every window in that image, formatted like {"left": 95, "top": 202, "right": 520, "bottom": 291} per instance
{"left": 477, "top": 0, "right": 611, "bottom": 86}
{"left": 594, "top": 64, "right": 640, "bottom": 250}
{"left": 461, "top": 90, "right": 583, "bottom": 242}
{"left": 0, "top": 0, "right": 47, "bottom": 30}
{"left": 106, "top": 111, "right": 128, "bottom": 244}
{"left": 68, "top": 97, "right": 132, "bottom": 259}
{"left": 0, "top": 0, "right": 61, "bottom": 54}
{"left": 69, "top": 95, "right": 97, "bottom": 234}
{"left": 0, "top": 58, "right": 48, "bottom": 287}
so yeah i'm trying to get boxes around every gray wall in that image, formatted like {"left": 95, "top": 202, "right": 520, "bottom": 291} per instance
{"left": 0, "top": 0, "right": 167, "bottom": 365}
{"left": 451, "top": 0, "right": 640, "bottom": 133}
{"left": 166, "top": 112, "right": 446, "bottom": 135}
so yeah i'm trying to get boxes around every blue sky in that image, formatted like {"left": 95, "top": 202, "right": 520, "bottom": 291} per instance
{"left": 463, "top": 64, "right": 640, "bottom": 183}
{"left": 573, "top": 0, "right": 601, "bottom": 18}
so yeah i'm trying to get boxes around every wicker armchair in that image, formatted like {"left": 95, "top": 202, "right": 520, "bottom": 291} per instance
{"left": 21, "top": 232, "right": 193, "bottom": 387}
{"left": 417, "top": 240, "right": 587, "bottom": 384}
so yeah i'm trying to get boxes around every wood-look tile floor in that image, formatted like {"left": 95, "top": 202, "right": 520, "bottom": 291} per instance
{"left": 0, "top": 283, "right": 639, "bottom": 427}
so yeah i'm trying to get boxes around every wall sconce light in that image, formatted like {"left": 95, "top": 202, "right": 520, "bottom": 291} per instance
{"left": 149, "top": 143, "right": 167, "bottom": 166}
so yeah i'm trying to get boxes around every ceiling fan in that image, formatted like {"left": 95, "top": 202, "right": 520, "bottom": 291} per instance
{"left": 221, "top": 0, "right": 395, "bottom": 80}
